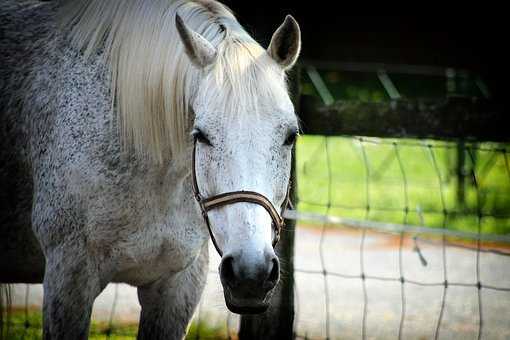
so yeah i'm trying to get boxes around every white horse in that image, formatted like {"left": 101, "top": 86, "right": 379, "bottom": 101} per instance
{"left": 0, "top": 0, "right": 300, "bottom": 338}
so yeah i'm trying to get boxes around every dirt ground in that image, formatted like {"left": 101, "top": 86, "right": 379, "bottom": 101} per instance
{"left": 10, "top": 226, "right": 510, "bottom": 339}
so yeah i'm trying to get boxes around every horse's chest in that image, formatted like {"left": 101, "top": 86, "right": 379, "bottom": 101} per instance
{"left": 108, "top": 221, "right": 205, "bottom": 286}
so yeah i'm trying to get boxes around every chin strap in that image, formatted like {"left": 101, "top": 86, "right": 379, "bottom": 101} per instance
{"left": 191, "top": 139, "right": 290, "bottom": 256}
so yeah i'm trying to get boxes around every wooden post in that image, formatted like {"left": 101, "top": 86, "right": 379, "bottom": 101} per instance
{"left": 239, "top": 67, "right": 300, "bottom": 340}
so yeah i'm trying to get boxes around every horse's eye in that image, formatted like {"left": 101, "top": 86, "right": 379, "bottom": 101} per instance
{"left": 192, "top": 129, "right": 212, "bottom": 146}
{"left": 284, "top": 131, "right": 298, "bottom": 146}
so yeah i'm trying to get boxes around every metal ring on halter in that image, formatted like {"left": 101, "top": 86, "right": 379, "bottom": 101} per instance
{"left": 191, "top": 138, "right": 290, "bottom": 256}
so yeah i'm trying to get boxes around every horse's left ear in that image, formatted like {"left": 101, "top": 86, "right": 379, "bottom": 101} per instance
{"left": 268, "top": 15, "right": 301, "bottom": 70}
{"left": 176, "top": 14, "right": 217, "bottom": 67}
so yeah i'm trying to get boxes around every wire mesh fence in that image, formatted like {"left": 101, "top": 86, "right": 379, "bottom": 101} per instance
{"left": 290, "top": 135, "right": 510, "bottom": 340}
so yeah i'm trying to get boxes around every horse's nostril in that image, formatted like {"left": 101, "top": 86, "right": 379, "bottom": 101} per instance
{"left": 220, "top": 255, "right": 236, "bottom": 288}
{"left": 221, "top": 253, "right": 279, "bottom": 295}
{"left": 266, "top": 258, "right": 280, "bottom": 288}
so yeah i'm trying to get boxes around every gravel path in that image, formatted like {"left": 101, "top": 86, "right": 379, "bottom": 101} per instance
{"left": 10, "top": 226, "right": 510, "bottom": 339}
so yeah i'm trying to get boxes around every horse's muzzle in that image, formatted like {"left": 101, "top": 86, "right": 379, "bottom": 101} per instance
{"left": 219, "top": 251, "right": 280, "bottom": 314}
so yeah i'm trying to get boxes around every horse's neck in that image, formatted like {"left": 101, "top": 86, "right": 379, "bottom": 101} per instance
{"left": 25, "top": 2, "right": 204, "bottom": 232}
{"left": 29, "top": 28, "right": 197, "bottom": 211}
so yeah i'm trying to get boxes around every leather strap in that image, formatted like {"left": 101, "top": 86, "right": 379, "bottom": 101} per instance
{"left": 191, "top": 139, "right": 289, "bottom": 256}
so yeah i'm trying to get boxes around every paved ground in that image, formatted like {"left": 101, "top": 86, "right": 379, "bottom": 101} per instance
{"left": 10, "top": 226, "right": 510, "bottom": 339}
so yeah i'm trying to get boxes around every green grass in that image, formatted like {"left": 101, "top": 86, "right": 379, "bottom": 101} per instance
{"left": 1, "top": 309, "right": 229, "bottom": 340}
{"left": 296, "top": 135, "right": 510, "bottom": 234}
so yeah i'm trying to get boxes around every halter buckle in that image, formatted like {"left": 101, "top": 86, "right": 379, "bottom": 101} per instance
{"left": 194, "top": 191, "right": 202, "bottom": 202}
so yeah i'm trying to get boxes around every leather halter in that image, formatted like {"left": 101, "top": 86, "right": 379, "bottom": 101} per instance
{"left": 191, "top": 138, "right": 290, "bottom": 256}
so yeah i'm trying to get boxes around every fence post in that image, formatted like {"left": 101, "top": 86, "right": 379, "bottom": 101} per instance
{"left": 239, "top": 67, "right": 300, "bottom": 340}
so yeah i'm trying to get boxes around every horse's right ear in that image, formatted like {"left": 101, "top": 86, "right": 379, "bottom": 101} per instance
{"left": 175, "top": 14, "right": 217, "bottom": 68}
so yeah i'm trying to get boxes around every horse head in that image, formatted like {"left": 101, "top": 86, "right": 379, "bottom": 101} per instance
{"left": 177, "top": 13, "right": 301, "bottom": 314}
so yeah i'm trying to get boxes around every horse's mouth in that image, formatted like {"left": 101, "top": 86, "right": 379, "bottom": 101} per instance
{"left": 225, "top": 300, "right": 269, "bottom": 314}
{"left": 223, "top": 288, "right": 272, "bottom": 315}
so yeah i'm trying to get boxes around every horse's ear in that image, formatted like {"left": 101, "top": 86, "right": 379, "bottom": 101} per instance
{"left": 268, "top": 15, "right": 301, "bottom": 70}
{"left": 175, "top": 14, "right": 217, "bottom": 67}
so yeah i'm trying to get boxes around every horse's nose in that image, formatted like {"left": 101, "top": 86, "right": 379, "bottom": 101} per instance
{"left": 220, "top": 250, "right": 280, "bottom": 297}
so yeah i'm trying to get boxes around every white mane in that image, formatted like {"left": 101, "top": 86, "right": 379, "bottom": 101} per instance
{"left": 59, "top": 0, "right": 288, "bottom": 162}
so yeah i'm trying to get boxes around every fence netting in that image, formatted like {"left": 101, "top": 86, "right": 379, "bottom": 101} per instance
{"left": 3, "top": 136, "right": 510, "bottom": 339}
{"left": 290, "top": 135, "right": 509, "bottom": 339}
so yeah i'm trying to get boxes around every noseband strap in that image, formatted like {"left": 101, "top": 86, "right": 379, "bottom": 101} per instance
{"left": 191, "top": 139, "right": 289, "bottom": 256}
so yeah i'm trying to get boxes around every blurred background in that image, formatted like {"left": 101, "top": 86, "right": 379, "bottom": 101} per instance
{"left": 222, "top": 7, "right": 509, "bottom": 110}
